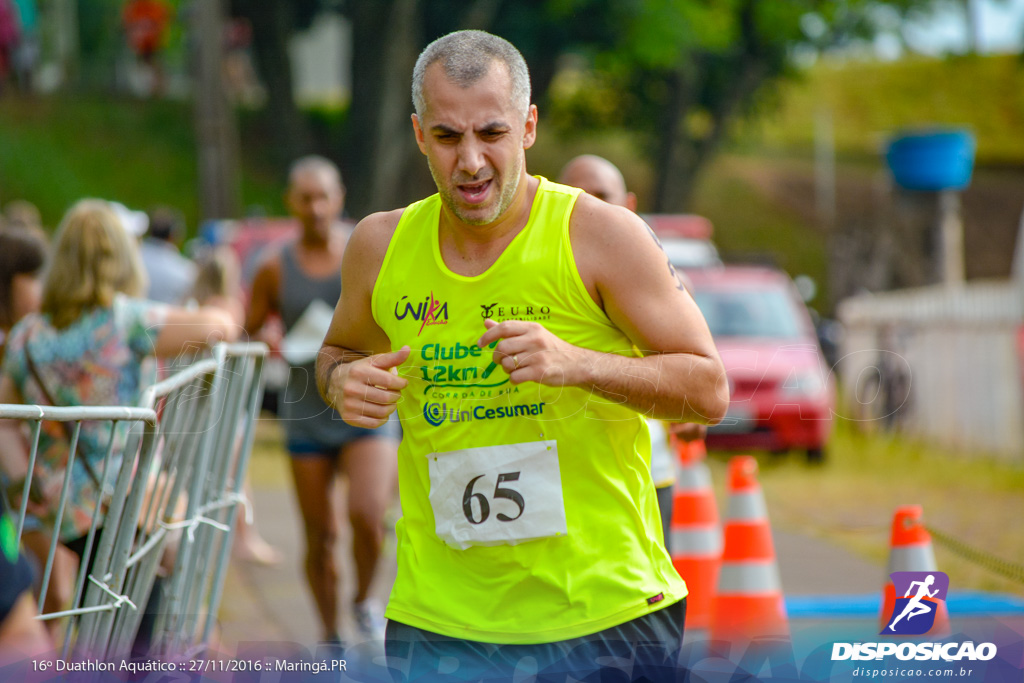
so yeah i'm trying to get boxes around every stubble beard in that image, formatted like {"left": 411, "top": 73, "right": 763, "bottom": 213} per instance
{"left": 429, "top": 154, "right": 523, "bottom": 227}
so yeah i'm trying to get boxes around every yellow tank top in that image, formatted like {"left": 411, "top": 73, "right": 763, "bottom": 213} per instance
{"left": 372, "top": 176, "right": 686, "bottom": 643}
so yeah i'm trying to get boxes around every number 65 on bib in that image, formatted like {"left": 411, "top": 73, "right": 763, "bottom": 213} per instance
{"left": 426, "top": 440, "right": 568, "bottom": 550}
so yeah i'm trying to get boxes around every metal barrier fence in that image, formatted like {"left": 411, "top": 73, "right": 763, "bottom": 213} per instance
{"left": 0, "top": 342, "right": 266, "bottom": 662}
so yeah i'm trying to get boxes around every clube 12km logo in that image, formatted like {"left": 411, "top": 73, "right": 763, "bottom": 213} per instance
{"left": 831, "top": 571, "right": 997, "bottom": 663}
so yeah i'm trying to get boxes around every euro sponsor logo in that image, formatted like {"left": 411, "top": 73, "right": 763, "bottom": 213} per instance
{"left": 480, "top": 302, "right": 552, "bottom": 322}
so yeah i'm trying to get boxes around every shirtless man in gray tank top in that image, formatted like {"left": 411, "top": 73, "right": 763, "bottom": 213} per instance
{"left": 245, "top": 156, "right": 398, "bottom": 646}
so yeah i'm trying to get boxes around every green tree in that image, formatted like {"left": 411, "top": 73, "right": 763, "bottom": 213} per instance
{"left": 229, "top": 0, "right": 951, "bottom": 215}
{"left": 229, "top": 0, "right": 325, "bottom": 164}
{"left": 547, "top": 0, "right": 947, "bottom": 211}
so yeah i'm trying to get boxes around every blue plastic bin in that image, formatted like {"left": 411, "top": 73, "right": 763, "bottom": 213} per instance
{"left": 885, "top": 129, "right": 975, "bottom": 191}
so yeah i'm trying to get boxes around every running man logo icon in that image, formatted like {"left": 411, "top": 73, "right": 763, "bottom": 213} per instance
{"left": 882, "top": 571, "right": 949, "bottom": 635}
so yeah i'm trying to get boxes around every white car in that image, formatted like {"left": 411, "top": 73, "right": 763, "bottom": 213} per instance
{"left": 642, "top": 213, "right": 723, "bottom": 270}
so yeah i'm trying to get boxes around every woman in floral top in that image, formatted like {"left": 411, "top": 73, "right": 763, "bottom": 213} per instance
{"left": 0, "top": 199, "right": 238, "bottom": 618}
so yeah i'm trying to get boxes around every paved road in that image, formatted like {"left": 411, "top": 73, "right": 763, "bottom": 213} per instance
{"left": 213, "top": 430, "right": 889, "bottom": 654}
{"left": 217, "top": 479, "right": 398, "bottom": 652}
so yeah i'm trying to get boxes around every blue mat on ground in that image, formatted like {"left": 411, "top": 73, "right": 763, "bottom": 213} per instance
{"left": 786, "top": 591, "right": 1024, "bottom": 618}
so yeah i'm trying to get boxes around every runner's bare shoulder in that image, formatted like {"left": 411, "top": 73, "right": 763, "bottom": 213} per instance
{"left": 343, "top": 208, "right": 405, "bottom": 285}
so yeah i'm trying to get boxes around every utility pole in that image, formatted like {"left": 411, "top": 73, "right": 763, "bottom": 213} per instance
{"left": 51, "top": 0, "right": 79, "bottom": 88}
{"left": 938, "top": 190, "right": 965, "bottom": 286}
{"left": 814, "top": 108, "right": 836, "bottom": 231}
{"left": 964, "top": 0, "right": 983, "bottom": 54}
{"left": 193, "top": 0, "right": 241, "bottom": 221}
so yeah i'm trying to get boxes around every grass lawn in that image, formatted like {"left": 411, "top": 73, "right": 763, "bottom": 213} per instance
{"left": 741, "top": 53, "right": 1024, "bottom": 164}
{"left": 710, "top": 417, "right": 1024, "bottom": 597}
{"left": 0, "top": 95, "right": 283, "bottom": 233}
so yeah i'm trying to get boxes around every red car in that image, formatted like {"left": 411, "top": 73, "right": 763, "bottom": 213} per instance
{"left": 687, "top": 265, "right": 835, "bottom": 463}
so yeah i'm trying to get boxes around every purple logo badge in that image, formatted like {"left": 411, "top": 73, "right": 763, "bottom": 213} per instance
{"left": 881, "top": 571, "right": 949, "bottom": 635}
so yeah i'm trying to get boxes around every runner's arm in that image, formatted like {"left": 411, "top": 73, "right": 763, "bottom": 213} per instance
{"left": 567, "top": 195, "right": 727, "bottom": 423}
{"left": 315, "top": 210, "right": 408, "bottom": 427}
{"left": 244, "top": 255, "right": 280, "bottom": 336}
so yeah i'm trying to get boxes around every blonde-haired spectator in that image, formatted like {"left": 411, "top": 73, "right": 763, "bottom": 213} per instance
{"left": 0, "top": 199, "right": 238, "bottom": 635}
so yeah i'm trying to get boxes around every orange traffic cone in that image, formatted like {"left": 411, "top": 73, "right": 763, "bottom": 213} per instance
{"left": 709, "top": 455, "right": 788, "bottom": 643}
{"left": 879, "top": 505, "right": 950, "bottom": 637}
{"left": 667, "top": 436, "right": 720, "bottom": 630}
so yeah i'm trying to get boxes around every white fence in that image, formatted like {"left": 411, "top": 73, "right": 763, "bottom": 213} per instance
{"left": 837, "top": 280, "right": 1024, "bottom": 458}
{"left": 0, "top": 342, "right": 267, "bottom": 661}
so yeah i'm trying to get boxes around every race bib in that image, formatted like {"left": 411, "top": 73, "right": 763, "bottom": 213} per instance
{"left": 427, "top": 440, "right": 567, "bottom": 550}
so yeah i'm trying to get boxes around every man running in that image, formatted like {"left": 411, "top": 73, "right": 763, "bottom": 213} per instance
{"left": 888, "top": 574, "right": 939, "bottom": 631}
{"left": 247, "top": 156, "right": 398, "bottom": 645}
{"left": 316, "top": 31, "right": 726, "bottom": 680}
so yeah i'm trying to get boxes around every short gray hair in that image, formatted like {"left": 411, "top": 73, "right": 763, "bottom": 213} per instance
{"left": 288, "top": 155, "right": 344, "bottom": 191}
{"left": 412, "top": 30, "right": 531, "bottom": 120}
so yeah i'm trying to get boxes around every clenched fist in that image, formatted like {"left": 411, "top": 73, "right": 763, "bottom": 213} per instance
{"left": 326, "top": 346, "right": 410, "bottom": 428}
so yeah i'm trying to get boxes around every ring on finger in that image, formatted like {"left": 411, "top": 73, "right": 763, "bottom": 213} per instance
{"left": 512, "top": 355, "right": 519, "bottom": 369}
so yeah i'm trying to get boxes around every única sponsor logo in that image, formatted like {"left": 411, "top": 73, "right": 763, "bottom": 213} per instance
{"left": 395, "top": 293, "right": 449, "bottom": 335}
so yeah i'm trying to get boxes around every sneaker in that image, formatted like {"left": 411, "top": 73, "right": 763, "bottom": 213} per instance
{"left": 352, "top": 598, "right": 387, "bottom": 643}
{"left": 315, "top": 635, "right": 346, "bottom": 661}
